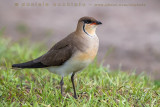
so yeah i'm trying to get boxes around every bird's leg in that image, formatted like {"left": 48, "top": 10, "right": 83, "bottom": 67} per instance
{"left": 71, "top": 73, "right": 77, "bottom": 99}
{"left": 60, "top": 77, "right": 64, "bottom": 98}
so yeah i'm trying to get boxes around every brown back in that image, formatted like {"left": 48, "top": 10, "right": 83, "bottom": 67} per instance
{"left": 34, "top": 32, "right": 86, "bottom": 66}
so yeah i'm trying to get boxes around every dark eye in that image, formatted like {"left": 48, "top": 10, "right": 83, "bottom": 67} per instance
{"left": 84, "top": 20, "right": 92, "bottom": 24}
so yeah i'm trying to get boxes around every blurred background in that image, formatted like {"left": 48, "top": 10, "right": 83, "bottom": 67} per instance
{"left": 0, "top": 0, "right": 160, "bottom": 79}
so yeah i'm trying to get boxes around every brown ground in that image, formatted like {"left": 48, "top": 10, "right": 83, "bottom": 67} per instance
{"left": 0, "top": 0, "right": 160, "bottom": 79}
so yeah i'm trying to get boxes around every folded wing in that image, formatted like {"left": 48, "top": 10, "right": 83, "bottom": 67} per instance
{"left": 12, "top": 35, "right": 76, "bottom": 68}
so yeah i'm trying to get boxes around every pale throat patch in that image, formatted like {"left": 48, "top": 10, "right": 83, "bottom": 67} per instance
{"left": 83, "top": 24, "right": 97, "bottom": 37}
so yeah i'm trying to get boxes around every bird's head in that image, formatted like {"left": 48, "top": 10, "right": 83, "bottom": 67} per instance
{"left": 76, "top": 16, "right": 102, "bottom": 36}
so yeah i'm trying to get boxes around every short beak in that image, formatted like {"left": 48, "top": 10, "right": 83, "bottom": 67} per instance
{"left": 96, "top": 21, "right": 102, "bottom": 25}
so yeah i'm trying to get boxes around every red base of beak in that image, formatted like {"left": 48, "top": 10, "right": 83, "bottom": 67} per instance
{"left": 90, "top": 23, "right": 97, "bottom": 25}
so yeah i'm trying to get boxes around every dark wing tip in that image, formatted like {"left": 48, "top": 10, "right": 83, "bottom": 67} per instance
{"left": 12, "top": 61, "right": 48, "bottom": 69}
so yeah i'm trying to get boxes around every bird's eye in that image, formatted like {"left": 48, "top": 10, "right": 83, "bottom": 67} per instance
{"left": 84, "top": 20, "right": 92, "bottom": 24}
{"left": 86, "top": 20, "right": 92, "bottom": 24}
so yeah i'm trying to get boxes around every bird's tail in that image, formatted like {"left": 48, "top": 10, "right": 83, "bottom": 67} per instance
{"left": 12, "top": 60, "right": 48, "bottom": 69}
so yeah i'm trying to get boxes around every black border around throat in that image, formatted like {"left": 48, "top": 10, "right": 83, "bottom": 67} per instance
{"left": 83, "top": 24, "right": 93, "bottom": 37}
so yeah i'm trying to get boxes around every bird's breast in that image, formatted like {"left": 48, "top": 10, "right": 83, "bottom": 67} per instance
{"left": 74, "top": 47, "right": 98, "bottom": 61}
{"left": 74, "top": 36, "right": 99, "bottom": 62}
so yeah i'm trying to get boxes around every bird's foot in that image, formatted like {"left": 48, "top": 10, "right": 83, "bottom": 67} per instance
{"left": 73, "top": 95, "right": 77, "bottom": 99}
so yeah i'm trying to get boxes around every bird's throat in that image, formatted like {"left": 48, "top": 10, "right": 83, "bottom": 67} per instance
{"left": 83, "top": 24, "right": 96, "bottom": 37}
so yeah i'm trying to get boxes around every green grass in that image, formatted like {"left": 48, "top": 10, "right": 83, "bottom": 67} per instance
{"left": 0, "top": 33, "right": 160, "bottom": 107}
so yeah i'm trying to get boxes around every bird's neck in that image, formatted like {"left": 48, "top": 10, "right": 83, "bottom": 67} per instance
{"left": 82, "top": 24, "right": 96, "bottom": 37}
{"left": 76, "top": 23, "right": 97, "bottom": 38}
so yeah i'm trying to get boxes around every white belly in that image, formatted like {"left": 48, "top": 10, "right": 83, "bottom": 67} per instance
{"left": 47, "top": 55, "right": 92, "bottom": 77}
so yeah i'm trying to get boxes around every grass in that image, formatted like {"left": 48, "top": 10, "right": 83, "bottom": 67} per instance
{"left": 0, "top": 32, "right": 160, "bottom": 106}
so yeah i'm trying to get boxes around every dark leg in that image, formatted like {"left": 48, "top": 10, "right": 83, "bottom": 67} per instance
{"left": 60, "top": 77, "right": 64, "bottom": 97}
{"left": 71, "top": 73, "right": 77, "bottom": 99}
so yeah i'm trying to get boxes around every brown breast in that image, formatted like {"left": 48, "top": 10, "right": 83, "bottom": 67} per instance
{"left": 75, "top": 47, "right": 98, "bottom": 61}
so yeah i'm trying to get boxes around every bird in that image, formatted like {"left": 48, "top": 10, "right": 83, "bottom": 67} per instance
{"left": 12, "top": 16, "right": 102, "bottom": 99}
